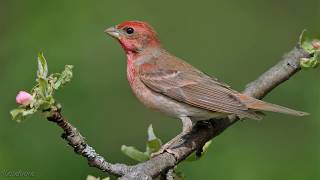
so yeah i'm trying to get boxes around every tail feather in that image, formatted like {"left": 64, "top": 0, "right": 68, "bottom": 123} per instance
{"left": 236, "top": 94, "right": 309, "bottom": 117}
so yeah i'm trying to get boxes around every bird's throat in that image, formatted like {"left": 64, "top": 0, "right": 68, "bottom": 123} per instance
{"left": 126, "top": 52, "right": 137, "bottom": 85}
{"left": 125, "top": 47, "right": 162, "bottom": 85}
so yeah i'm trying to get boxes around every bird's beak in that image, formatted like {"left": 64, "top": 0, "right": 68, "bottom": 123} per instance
{"left": 104, "top": 26, "right": 120, "bottom": 39}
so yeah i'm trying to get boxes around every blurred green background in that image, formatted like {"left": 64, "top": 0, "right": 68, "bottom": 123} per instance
{"left": 1, "top": 0, "right": 319, "bottom": 179}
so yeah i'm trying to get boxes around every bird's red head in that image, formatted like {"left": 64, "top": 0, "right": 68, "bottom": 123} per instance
{"left": 105, "top": 21, "right": 161, "bottom": 54}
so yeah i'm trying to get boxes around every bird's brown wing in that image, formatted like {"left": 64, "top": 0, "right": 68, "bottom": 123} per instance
{"left": 139, "top": 68, "right": 261, "bottom": 119}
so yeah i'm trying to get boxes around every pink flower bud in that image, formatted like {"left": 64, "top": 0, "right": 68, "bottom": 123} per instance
{"left": 312, "top": 40, "right": 320, "bottom": 49}
{"left": 16, "top": 91, "right": 33, "bottom": 106}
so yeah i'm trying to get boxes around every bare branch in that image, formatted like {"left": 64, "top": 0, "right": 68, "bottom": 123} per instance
{"left": 47, "top": 109, "right": 131, "bottom": 177}
{"left": 243, "top": 45, "right": 309, "bottom": 98}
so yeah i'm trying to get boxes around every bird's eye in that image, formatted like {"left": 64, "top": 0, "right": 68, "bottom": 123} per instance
{"left": 125, "top": 27, "right": 134, "bottom": 34}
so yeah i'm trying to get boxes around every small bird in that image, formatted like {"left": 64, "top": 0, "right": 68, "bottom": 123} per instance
{"left": 105, "top": 21, "right": 308, "bottom": 154}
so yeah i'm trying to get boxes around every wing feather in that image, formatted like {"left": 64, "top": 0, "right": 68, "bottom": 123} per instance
{"left": 140, "top": 69, "right": 249, "bottom": 115}
{"left": 137, "top": 51, "right": 261, "bottom": 119}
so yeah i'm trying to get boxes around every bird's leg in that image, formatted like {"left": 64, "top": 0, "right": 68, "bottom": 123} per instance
{"left": 151, "top": 117, "right": 193, "bottom": 157}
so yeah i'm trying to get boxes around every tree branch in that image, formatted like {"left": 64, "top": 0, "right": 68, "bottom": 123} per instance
{"left": 47, "top": 109, "right": 131, "bottom": 177}
{"left": 47, "top": 45, "right": 309, "bottom": 180}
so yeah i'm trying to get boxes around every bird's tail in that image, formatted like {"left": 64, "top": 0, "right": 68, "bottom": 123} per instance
{"left": 236, "top": 94, "right": 309, "bottom": 116}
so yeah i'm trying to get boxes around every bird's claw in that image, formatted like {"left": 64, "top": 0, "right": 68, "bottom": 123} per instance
{"left": 150, "top": 149, "right": 164, "bottom": 158}
{"left": 151, "top": 140, "right": 180, "bottom": 158}
{"left": 151, "top": 142, "right": 172, "bottom": 158}
{"left": 151, "top": 147, "right": 180, "bottom": 160}
{"left": 165, "top": 148, "right": 180, "bottom": 159}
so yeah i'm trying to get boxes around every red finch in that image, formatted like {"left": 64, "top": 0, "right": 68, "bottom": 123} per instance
{"left": 105, "top": 21, "right": 308, "bottom": 154}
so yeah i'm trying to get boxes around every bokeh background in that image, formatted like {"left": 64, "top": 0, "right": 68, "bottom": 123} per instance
{"left": 1, "top": 0, "right": 319, "bottom": 179}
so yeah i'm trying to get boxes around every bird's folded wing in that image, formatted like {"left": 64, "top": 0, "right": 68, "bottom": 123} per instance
{"left": 139, "top": 69, "right": 250, "bottom": 115}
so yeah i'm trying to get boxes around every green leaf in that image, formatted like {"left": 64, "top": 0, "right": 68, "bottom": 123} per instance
{"left": 298, "top": 29, "right": 307, "bottom": 46}
{"left": 299, "top": 30, "right": 320, "bottom": 54}
{"left": 86, "top": 175, "right": 98, "bottom": 180}
{"left": 147, "top": 124, "right": 157, "bottom": 140}
{"left": 301, "top": 41, "right": 314, "bottom": 54}
{"left": 37, "top": 52, "right": 48, "bottom": 79}
{"left": 300, "top": 50, "right": 320, "bottom": 69}
{"left": 10, "top": 108, "right": 37, "bottom": 122}
{"left": 53, "top": 65, "right": 73, "bottom": 89}
{"left": 10, "top": 108, "right": 25, "bottom": 122}
{"left": 200, "top": 140, "right": 212, "bottom": 156}
{"left": 86, "top": 175, "right": 109, "bottom": 180}
{"left": 146, "top": 139, "right": 162, "bottom": 155}
{"left": 146, "top": 124, "right": 162, "bottom": 155}
{"left": 37, "top": 78, "right": 48, "bottom": 97}
{"left": 38, "top": 100, "right": 52, "bottom": 110}
{"left": 298, "top": 31, "right": 320, "bottom": 69}
{"left": 300, "top": 58, "right": 319, "bottom": 69}
{"left": 22, "top": 108, "right": 36, "bottom": 116}
{"left": 185, "top": 140, "right": 212, "bottom": 162}
{"left": 121, "top": 145, "right": 149, "bottom": 162}
{"left": 120, "top": 125, "right": 163, "bottom": 161}
{"left": 46, "top": 95, "right": 55, "bottom": 105}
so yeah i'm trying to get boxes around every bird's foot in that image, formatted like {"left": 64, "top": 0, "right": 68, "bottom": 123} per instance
{"left": 151, "top": 131, "right": 189, "bottom": 158}
{"left": 165, "top": 148, "right": 180, "bottom": 159}
{"left": 150, "top": 143, "right": 168, "bottom": 157}
{"left": 151, "top": 142, "right": 181, "bottom": 159}
{"left": 151, "top": 117, "right": 193, "bottom": 159}
{"left": 151, "top": 135, "right": 182, "bottom": 158}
